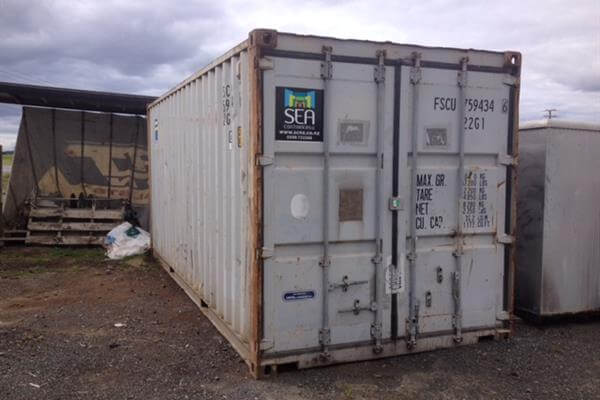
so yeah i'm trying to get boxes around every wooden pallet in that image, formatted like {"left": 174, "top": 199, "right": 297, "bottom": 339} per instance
{"left": 26, "top": 200, "right": 124, "bottom": 246}
{"left": 0, "top": 229, "right": 27, "bottom": 244}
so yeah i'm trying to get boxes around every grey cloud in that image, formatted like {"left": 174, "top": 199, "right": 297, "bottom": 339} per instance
{"left": 0, "top": 0, "right": 227, "bottom": 95}
{"left": 1, "top": 0, "right": 224, "bottom": 74}
{"left": 0, "top": 0, "right": 598, "bottom": 134}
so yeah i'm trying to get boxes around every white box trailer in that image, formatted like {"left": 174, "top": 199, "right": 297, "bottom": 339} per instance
{"left": 516, "top": 120, "right": 600, "bottom": 319}
{"left": 147, "top": 29, "right": 521, "bottom": 377}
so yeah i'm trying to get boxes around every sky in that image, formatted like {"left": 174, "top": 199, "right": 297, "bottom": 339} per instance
{"left": 0, "top": 0, "right": 598, "bottom": 151}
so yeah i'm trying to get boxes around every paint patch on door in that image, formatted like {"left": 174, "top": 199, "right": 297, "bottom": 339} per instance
{"left": 339, "top": 189, "right": 363, "bottom": 221}
{"left": 290, "top": 193, "right": 310, "bottom": 220}
{"left": 338, "top": 120, "right": 369, "bottom": 146}
{"left": 283, "top": 290, "right": 315, "bottom": 301}
{"left": 425, "top": 127, "right": 448, "bottom": 147}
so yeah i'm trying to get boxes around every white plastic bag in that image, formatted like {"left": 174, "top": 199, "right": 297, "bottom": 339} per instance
{"left": 104, "top": 222, "right": 150, "bottom": 260}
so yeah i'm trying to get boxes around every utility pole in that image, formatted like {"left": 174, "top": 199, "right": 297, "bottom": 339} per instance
{"left": 544, "top": 109, "right": 558, "bottom": 119}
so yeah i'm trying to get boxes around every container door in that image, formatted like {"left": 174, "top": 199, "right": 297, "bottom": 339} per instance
{"left": 261, "top": 56, "right": 395, "bottom": 355}
{"left": 396, "top": 63, "right": 512, "bottom": 341}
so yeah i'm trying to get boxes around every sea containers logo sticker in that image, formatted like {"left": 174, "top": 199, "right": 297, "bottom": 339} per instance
{"left": 275, "top": 87, "right": 324, "bottom": 142}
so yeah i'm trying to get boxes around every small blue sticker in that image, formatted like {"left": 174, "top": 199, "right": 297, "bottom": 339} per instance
{"left": 283, "top": 290, "right": 315, "bottom": 302}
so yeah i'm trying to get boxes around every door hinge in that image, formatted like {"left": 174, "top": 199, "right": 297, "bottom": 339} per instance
{"left": 259, "top": 338, "right": 274, "bottom": 351}
{"left": 498, "top": 154, "right": 517, "bottom": 166}
{"left": 321, "top": 46, "right": 333, "bottom": 80}
{"left": 389, "top": 196, "right": 404, "bottom": 211}
{"left": 374, "top": 50, "right": 386, "bottom": 83}
{"left": 497, "top": 234, "right": 514, "bottom": 244}
{"left": 259, "top": 247, "right": 274, "bottom": 258}
{"left": 410, "top": 52, "right": 422, "bottom": 85}
{"left": 457, "top": 57, "right": 469, "bottom": 87}
{"left": 256, "top": 155, "right": 273, "bottom": 166}
{"left": 258, "top": 57, "right": 274, "bottom": 70}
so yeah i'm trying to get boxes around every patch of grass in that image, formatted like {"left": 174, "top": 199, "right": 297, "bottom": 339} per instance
{"left": 49, "top": 247, "right": 106, "bottom": 262}
{"left": 1, "top": 247, "right": 106, "bottom": 265}
{"left": 2, "top": 153, "right": 11, "bottom": 201}
{"left": 0, "top": 264, "right": 68, "bottom": 279}
{"left": 0, "top": 247, "right": 158, "bottom": 279}
{"left": 2, "top": 173, "right": 8, "bottom": 199}
{"left": 2, "top": 153, "right": 13, "bottom": 167}
{"left": 0, "top": 247, "right": 108, "bottom": 279}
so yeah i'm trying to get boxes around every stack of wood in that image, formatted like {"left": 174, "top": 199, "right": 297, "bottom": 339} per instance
{"left": 26, "top": 197, "right": 124, "bottom": 245}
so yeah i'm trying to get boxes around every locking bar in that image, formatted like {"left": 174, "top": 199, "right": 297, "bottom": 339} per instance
{"left": 406, "top": 51, "right": 422, "bottom": 349}
{"left": 328, "top": 275, "right": 369, "bottom": 292}
{"left": 319, "top": 45, "right": 333, "bottom": 360}
{"left": 452, "top": 56, "right": 469, "bottom": 345}
{"left": 338, "top": 299, "right": 377, "bottom": 315}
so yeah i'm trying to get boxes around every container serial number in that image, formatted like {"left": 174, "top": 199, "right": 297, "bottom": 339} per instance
{"left": 433, "top": 97, "right": 495, "bottom": 113}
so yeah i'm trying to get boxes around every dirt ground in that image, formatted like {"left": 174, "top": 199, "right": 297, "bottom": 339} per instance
{"left": 1, "top": 247, "right": 599, "bottom": 400}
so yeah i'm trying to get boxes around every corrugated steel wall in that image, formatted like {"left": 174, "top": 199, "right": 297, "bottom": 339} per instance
{"left": 517, "top": 122, "right": 600, "bottom": 317}
{"left": 149, "top": 49, "right": 251, "bottom": 341}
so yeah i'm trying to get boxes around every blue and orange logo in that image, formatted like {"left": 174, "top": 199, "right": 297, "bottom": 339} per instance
{"left": 284, "top": 89, "right": 316, "bottom": 109}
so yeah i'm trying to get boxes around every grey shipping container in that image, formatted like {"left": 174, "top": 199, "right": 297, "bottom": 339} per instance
{"left": 147, "top": 29, "right": 521, "bottom": 377}
{"left": 516, "top": 120, "right": 600, "bottom": 319}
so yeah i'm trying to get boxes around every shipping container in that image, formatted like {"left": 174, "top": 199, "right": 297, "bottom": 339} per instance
{"left": 516, "top": 120, "right": 600, "bottom": 319}
{"left": 148, "top": 29, "right": 521, "bottom": 377}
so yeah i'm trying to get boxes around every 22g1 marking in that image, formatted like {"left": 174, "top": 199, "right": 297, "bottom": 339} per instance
{"left": 464, "top": 116, "right": 485, "bottom": 130}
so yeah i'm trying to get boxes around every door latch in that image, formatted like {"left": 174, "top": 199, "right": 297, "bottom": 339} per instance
{"left": 338, "top": 299, "right": 376, "bottom": 315}
{"left": 328, "top": 275, "right": 369, "bottom": 292}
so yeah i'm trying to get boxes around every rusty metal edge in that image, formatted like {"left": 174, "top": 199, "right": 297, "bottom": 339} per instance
{"left": 146, "top": 105, "right": 152, "bottom": 247}
{"left": 247, "top": 28, "right": 277, "bottom": 379}
{"left": 505, "top": 51, "right": 521, "bottom": 335}
{"left": 259, "top": 328, "right": 499, "bottom": 373}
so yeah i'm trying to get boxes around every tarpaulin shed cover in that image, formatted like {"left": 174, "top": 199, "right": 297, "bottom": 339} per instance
{"left": 3, "top": 106, "right": 149, "bottom": 228}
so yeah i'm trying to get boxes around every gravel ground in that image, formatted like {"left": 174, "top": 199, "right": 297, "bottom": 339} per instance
{"left": 1, "top": 247, "right": 599, "bottom": 400}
